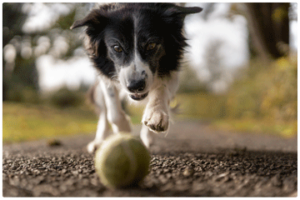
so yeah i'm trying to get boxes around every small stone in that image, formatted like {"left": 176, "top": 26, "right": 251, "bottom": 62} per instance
{"left": 183, "top": 167, "right": 194, "bottom": 177}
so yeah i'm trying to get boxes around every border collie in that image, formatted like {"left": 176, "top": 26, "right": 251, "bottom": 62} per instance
{"left": 71, "top": 3, "right": 202, "bottom": 153}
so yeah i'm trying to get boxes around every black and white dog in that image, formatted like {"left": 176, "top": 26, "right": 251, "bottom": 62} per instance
{"left": 71, "top": 3, "right": 202, "bottom": 153}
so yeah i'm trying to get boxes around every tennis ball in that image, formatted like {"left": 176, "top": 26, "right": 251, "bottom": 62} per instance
{"left": 94, "top": 133, "right": 151, "bottom": 188}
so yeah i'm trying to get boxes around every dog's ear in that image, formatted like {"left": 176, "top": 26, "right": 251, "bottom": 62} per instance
{"left": 70, "top": 9, "right": 108, "bottom": 58}
{"left": 70, "top": 9, "right": 107, "bottom": 30}
{"left": 174, "top": 6, "right": 203, "bottom": 15}
{"left": 162, "top": 5, "right": 202, "bottom": 22}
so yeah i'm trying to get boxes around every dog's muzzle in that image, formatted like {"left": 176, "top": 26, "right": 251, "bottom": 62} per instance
{"left": 130, "top": 92, "right": 148, "bottom": 101}
{"left": 127, "top": 79, "right": 145, "bottom": 93}
{"left": 127, "top": 78, "right": 148, "bottom": 100}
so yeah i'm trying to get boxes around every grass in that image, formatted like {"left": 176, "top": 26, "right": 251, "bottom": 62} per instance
{"left": 3, "top": 102, "right": 99, "bottom": 144}
{"left": 211, "top": 119, "right": 297, "bottom": 138}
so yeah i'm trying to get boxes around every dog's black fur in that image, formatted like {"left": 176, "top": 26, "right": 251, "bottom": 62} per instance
{"left": 71, "top": 3, "right": 202, "bottom": 80}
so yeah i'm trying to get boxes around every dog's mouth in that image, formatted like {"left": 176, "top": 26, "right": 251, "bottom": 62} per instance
{"left": 129, "top": 92, "right": 148, "bottom": 101}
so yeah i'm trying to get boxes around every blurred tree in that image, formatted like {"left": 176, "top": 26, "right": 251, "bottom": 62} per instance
{"left": 244, "top": 3, "right": 290, "bottom": 60}
{"left": 3, "top": 3, "right": 27, "bottom": 47}
{"left": 3, "top": 3, "right": 90, "bottom": 101}
{"left": 3, "top": 3, "right": 27, "bottom": 100}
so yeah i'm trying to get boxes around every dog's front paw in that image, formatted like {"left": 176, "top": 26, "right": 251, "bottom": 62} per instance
{"left": 143, "top": 107, "right": 169, "bottom": 133}
{"left": 87, "top": 139, "right": 103, "bottom": 153}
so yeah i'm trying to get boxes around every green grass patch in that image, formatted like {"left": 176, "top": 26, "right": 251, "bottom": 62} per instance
{"left": 212, "top": 119, "right": 297, "bottom": 138}
{"left": 174, "top": 93, "right": 227, "bottom": 120}
{"left": 3, "top": 102, "right": 98, "bottom": 144}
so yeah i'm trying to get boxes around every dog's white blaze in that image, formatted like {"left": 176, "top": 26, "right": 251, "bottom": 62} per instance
{"left": 118, "top": 28, "right": 153, "bottom": 95}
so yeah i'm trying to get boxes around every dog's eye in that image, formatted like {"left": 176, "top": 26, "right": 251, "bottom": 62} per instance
{"left": 146, "top": 43, "right": 156, "bottom": 51}
{"left": 113, "top": 45, "right": 123, "bottom": 53}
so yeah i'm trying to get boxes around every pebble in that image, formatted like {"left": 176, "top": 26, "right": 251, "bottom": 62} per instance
{"left": 183, "top": 167, "right": 194, "bottom": 177}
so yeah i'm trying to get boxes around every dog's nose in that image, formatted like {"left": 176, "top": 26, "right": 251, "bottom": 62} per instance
{"left": 127, "top": 79, "right": 146, "bottom": 93}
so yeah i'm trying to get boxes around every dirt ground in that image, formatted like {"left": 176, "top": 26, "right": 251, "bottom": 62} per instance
{"left": 2, "top": 120, "right": 297, "bottom": 197}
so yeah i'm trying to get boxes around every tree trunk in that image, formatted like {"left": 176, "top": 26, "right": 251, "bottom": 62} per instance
{"left": 245, "top": 3, "right": 290, "bottom": 60}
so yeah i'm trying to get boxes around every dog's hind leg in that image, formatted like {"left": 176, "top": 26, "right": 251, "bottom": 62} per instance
{"left": 87, "top": 81, "right": 110, "bottom": 153}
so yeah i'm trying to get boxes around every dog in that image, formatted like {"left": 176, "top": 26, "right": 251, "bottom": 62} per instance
{"left": 71, "top": 3, "right": 202, "bottom": 153}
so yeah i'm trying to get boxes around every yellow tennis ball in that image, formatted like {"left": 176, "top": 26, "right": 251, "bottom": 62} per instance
{"left": 94, "top": 133, "right": 151, "bottom": 188}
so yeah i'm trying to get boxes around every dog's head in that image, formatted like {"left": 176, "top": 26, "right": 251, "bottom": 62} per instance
{"left": 71, "top": 3, "right": 202, "bottom": 101}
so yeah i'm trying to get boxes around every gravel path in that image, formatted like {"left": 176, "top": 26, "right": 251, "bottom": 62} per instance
{"left": 3, "top": 120, "right": 297, "bottom": 197}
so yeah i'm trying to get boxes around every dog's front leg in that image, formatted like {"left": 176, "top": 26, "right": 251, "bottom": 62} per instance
{"left": 100, "top": 79, "right": 132, "bottom": 134}
{"left": 87, "top": 78, "right": 132, "bottom": 153}
{"left": 140, "top": 124, "right": 155, "bottom": 148}
{"left": 87, "top": 81, "right": 110, "bottom": 153}
{"left": 142, "top": 72, "right": 179, "bottom": 136}
{"left": 142, "top": 84, "right": 170, "bottom": 133}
